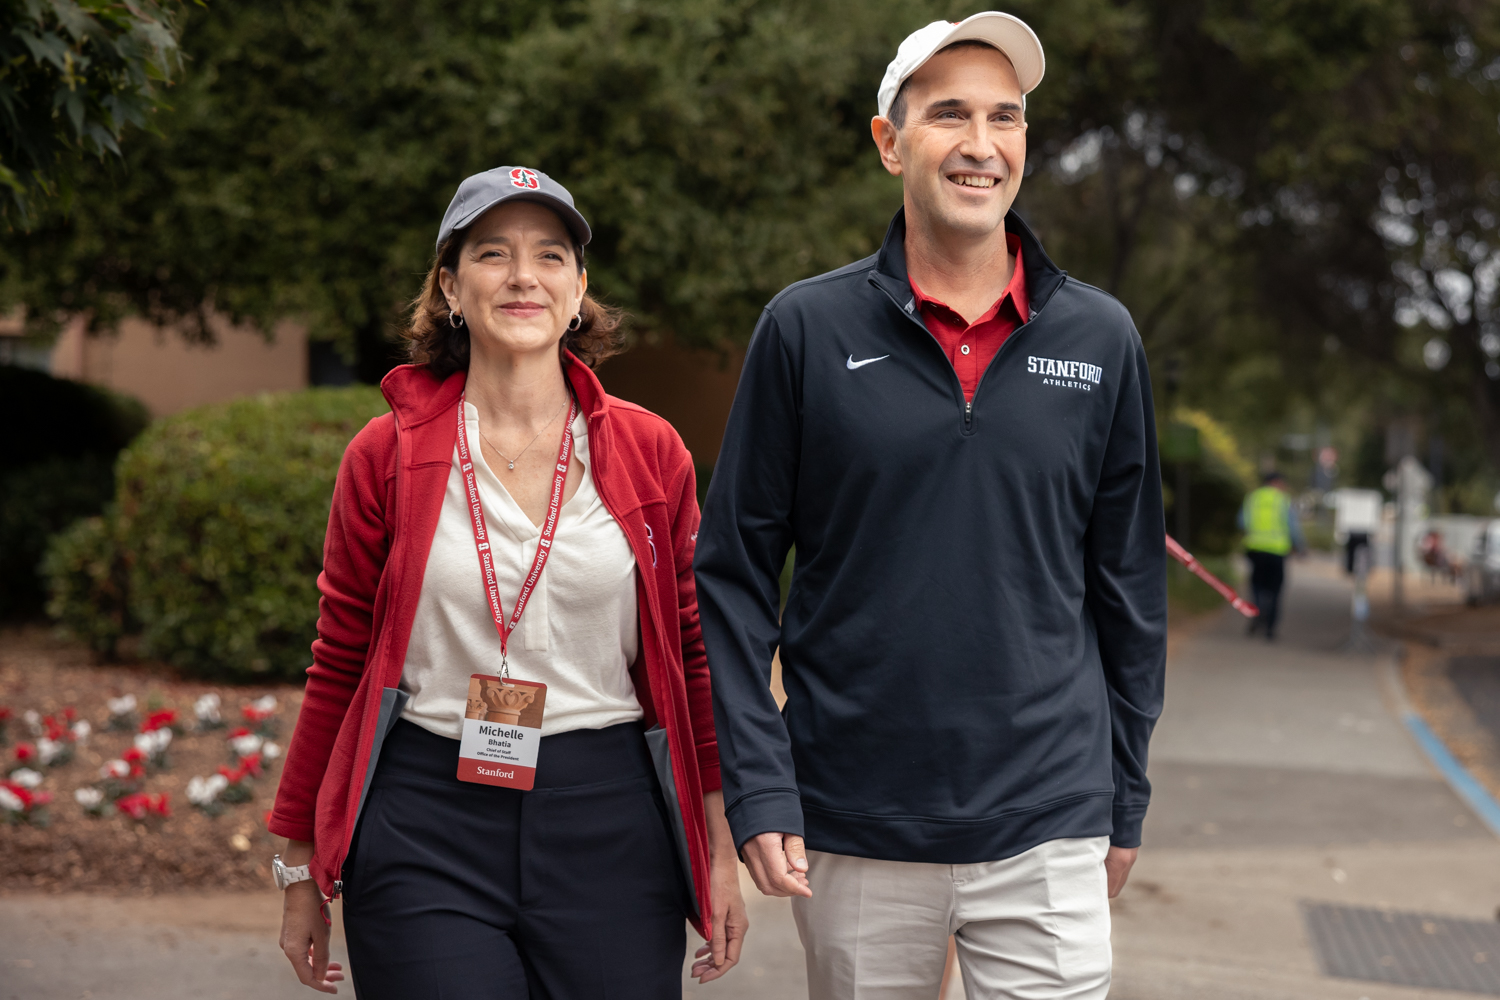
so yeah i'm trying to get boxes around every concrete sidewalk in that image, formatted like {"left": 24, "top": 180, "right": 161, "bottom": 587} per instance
{"left": 1112, "top": 556, "right": 1500, "bottom": 999}
{"left": 5, "top": 558, "right": 1496, "bottom": 999}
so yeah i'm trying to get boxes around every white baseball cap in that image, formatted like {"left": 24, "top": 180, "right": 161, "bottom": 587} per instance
{"left": 877, "top": 12, "right": 1045, "bottom": 119}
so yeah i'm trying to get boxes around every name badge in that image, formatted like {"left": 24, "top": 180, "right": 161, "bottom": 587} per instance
{"left": 457, "top": 673, "right": 547, "bottom": 790}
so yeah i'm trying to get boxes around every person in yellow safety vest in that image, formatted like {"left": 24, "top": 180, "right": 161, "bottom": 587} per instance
{"left": 1238, "top": 472, "right": 1305, "bottom": 640}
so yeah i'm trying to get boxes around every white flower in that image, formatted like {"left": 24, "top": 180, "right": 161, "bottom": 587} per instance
{"left": 71, "top": 720, "right": 91, "bottom": 743}
{"left": 36, "top": 737, "right": 61, "bottom": 765}
{"left": 194, "top": 693, "right": 222, "bottom": 722}
{"left": 229, "top": 733, "right": 264, "bottom": 757}
{"left": 9, "top": 768, "right": 42, "bottom": 789}
{"left": 186, "top": 773, "right": 230, "bottom": 806}
{"left": 100, "top": 759, "right": 130, "bottom": 779}
{"left": 106, "top": 694, "right": 137, "bottom": 716}
{"left": 74, "top": 787, "right": 103, "bottom": 809}
{"left": 0, "top": 787, "right": 23, "bottom": 812}
{"left": 261, "top": 741, "right": 282, "bottom": 761}
{"left": 22, "top": 709, "right": 41, "bottom": 735}
{"left": 134, "top": 729, "right": 173, "bottom": 757}
{"left": 250, "top": 694, "right": 278, "bottom": 714}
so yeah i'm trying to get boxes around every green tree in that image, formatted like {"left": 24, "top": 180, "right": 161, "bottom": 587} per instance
{"left": 0, "top": 0, "right": 185, "bottom": 220}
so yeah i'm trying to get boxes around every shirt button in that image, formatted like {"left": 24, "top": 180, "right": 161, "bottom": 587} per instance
{"left": 960, "top": 344, "right": 970, "bottom": 355}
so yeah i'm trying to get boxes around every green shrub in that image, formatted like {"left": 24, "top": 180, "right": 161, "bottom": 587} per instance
{"left": 42, "top": 513, "right": 134, "bottom": 654}
{"left": 0, "top": 366, "right": 151, "bottom": 618}
{"left": 44, "top": 387, "right": 389, "bottom": 681}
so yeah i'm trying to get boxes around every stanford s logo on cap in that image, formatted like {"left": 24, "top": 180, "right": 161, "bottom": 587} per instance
{"left": 509, "top": 167, "right": 540, "bottom": 190}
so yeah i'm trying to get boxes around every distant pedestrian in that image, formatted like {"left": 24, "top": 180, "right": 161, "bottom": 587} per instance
{"left": 1240, "top": 472, "right": 1305, "bottom": 640}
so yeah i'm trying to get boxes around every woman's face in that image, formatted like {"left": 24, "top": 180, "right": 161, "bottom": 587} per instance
{"left": 438, "top": 201, "right": 587, "bottom": 361}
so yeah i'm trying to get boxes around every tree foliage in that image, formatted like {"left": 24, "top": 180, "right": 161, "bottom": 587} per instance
{"left": 3, "top": 0, "right": 1500, "bottom": 486}
{"left": 0, "top": 0, "right": 185, "bottom": 220}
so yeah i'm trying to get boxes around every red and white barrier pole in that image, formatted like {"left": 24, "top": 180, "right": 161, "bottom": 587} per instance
{"left": 1166, "top": 535, "right": 1259, "bottom": 618}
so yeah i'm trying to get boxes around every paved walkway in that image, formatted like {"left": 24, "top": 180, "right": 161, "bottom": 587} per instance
{"left": 5, "top": 558, "right": 1497, "bottom": 999}
{"left": 1113, "top": 556, "right": 1500, "bottom": 999}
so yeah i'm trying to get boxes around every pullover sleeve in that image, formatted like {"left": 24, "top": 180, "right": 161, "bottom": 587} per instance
{"left": 269, "top": 422, "right": 391, "bottom": 843}
{"left": 1084, "top": 335, "right": 1168, "bottom": 849}
{"left": 693, "top": 310, "right": 803, "bottom": 849}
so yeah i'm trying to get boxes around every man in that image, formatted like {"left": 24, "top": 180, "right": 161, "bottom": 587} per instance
{"left": 1240, "top": 471, "right": 1304, "bottom": 641}
{"left": 695, "top": 12, "right": 1166, "bottom": 999}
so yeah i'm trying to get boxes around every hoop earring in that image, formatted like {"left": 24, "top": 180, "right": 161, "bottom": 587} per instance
{"left": 449, "top": 309, "right": 465, "bottom": 329}
{"left": 567, "top": 313, "right": 582, "bottom": 332}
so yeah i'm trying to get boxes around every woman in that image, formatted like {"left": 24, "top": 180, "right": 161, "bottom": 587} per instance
{"left": 270, "top": 166, "right": 747, "bottom": 998}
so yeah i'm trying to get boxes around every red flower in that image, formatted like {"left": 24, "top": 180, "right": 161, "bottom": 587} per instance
{"left": 226, "top": 726, "right": 252, "bottom": 739}
{"left": 141, "top": 710, "right": 177, "bottom": 733}
{"left": 242, "top": 705, "right": 275, "bottom": 724}
{"left": 116, "top": 792, "right": 150, "bottom": 820}
{"left": 62, "top": 706, "right": 76, "bottom": 723}
{"left": 263, "top": 810, "right": 274, "bottom": 826}
{"left": 0, "top": 706, "right": 11, "bottom": 721}
{"left": 42, "top": 716, "right": 69, "bottom": 742}
{"left": 2, "top": 780, "right": 33, "bottom": 809}
{"left": 217, "top": 762, "right": 248, "bottom": 784}
{"left": 121, "top": 746, "right": 148, "bottom": 777}
{"left": 241, "top": 752, "right": 264, "bottom": 778}
{"left": 150, "top": 792, "right": 170, "bottom": 817}
{"left": 14, "top": 743, "right": 34, "bottom": 762}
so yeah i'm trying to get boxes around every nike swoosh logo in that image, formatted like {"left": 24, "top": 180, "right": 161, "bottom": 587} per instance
{"left": 846, "top": 354, "right": 890, "bottom": 370}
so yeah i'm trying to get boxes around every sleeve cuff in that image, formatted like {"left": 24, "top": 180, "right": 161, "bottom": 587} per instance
{"left": 1111, "top": 804, "right": 1148, "bottom": 849}
{"left": 698, "top": 763, "right": 722, "bottom": 794}
{"left": 268, "top": 812, "right": 315, "bottom": 844}
{"left": 725, "top": 787, "right": 804, "bottom": 851}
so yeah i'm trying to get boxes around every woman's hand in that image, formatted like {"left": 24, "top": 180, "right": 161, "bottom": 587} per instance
{"left": 691, "top": 791, "right": 749, "bottom": 983}
{"left": 278, "top": 839, "right": 346, "bottom": 993}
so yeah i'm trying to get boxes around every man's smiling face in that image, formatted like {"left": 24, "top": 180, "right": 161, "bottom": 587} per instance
{"left": 882, "top": 44, "right": 1027, "bottom": 240}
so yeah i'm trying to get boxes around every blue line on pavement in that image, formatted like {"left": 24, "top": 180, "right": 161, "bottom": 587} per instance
{"left": 1403, "top": 711, "right": 1500, "bottom": 839}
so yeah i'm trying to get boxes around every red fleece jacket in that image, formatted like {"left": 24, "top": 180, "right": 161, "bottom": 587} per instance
{"left": 269, "top": 358, "right": 720, "bottom": 936}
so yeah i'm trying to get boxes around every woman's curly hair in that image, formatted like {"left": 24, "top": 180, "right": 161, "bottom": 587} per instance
{"left": 403, "top": 224, "right": 626, "bottom": 379}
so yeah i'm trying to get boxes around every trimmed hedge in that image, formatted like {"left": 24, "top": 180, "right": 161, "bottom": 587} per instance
{"left": 0, "top": 366, "right": 151, "bottom": 618}
{"left": 44, "top": 387, "right": 390, "bottom": 681}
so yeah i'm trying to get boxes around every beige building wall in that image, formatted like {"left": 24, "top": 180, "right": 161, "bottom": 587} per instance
{"left": 49, "top": 315, "right": 308, "bottom": 417}
{"left": 595, "top": 338, "right": 744, "bottom": 469}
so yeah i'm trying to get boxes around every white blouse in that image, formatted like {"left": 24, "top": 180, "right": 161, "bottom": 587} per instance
{"left": 398, "top": 402, "right": 643, "bottom": 739}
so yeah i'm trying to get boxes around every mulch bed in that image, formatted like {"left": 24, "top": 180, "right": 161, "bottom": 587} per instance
{"left": 0, "top": 626, "right": 304, "bottom": 894}
{"left": 1396, "top": 604, "right": 1500, "bottom": 808}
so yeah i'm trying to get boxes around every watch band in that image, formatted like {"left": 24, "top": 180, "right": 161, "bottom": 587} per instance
{"left": 273, "top": 853, "right": 313, "bottom": 891}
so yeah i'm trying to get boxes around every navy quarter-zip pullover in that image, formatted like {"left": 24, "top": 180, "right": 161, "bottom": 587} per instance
{"left": 695, "top": 208, "right": 1167, "bottom": 863}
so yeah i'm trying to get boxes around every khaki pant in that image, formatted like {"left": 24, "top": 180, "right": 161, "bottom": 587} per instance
{"left": 791, "top": 837, "right": 1111, "bottom": 1000}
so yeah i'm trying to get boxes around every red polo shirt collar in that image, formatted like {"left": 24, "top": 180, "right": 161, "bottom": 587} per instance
{"left": 909, "top": 233, "right": 1029, "bottom": 401}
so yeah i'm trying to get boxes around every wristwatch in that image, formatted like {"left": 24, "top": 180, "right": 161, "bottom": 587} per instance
{"left": 273, "top": 853, "right": 313, "bottom": 891}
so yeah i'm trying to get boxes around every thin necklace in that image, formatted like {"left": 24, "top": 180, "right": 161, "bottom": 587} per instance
{"left": 477, "top": 396, "right": 569, "bottom": 471}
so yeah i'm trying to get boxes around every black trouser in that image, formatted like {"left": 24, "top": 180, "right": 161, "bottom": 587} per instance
{"left": 342, "top": 718, "right": 688, "bottom": 1000}
{"left": 1247, "top": 550, "right": 1286, "bottom": 637}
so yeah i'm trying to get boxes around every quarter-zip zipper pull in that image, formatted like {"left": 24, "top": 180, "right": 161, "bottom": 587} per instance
{"left": 965, "top": 400, "right": 973, "bottom": 423}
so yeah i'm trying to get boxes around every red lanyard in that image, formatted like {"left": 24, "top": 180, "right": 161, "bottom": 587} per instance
{"left": 457, "top": 392, "right": 578, "bottom": 676}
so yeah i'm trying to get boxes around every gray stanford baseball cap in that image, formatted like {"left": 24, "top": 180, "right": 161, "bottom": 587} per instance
{"left": 436, "top": 166, "right": 592, "bottom": 252}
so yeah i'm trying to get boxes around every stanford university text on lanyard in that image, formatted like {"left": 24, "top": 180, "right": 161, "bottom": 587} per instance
{"left": 453, "top": 391, "right": 577, "bottom": 791}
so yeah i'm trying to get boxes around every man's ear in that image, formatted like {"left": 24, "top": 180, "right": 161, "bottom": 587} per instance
{"left": 870, "top": 116, "right": 903, "bottom": 178}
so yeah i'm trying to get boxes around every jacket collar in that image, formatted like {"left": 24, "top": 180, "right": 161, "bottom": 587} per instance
{"left": 870, "top": 206, "right": 1067, "bottom": 320}
{"left": 379, "top": 350, "right": 611, "bottom": 430}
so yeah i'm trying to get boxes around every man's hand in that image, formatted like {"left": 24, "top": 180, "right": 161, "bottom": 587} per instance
{"left": 741, "top": 831, "right": 812, "bottom": 898}
{"left": 1105, "top": 845, "right": 1138, "bottom": 898}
